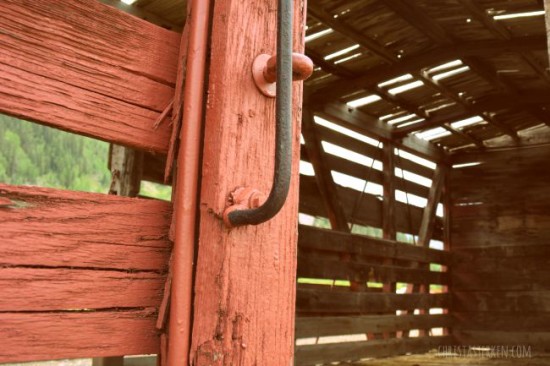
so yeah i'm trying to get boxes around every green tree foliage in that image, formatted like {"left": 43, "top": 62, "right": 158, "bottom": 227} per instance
{"left": 0, "top": 114, "right": 110, "bottom": 192}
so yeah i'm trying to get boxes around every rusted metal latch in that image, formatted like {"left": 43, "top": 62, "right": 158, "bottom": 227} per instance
{"left": 252, "top": 53, "right": 313, "bottom": 97}
{"left": 223, "top": 0, "right": 313, "bottom": 228}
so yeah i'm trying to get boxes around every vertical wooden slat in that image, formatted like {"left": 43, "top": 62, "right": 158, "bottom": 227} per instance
{"left": 382, "top": 143, "right": 397, "bottom": 339}
{"left": 405, "top": 165, "right": 445, "bottom": 337}
{"left": 188, "top": 0, "right": 306, "bottom": 364}
{"left": 383, "top": 144, "right": 397, "bottom": 240}
{"left": 108, "top": 145, "right": 144, "bottom": 197}
{"left": 95, "top": 144, "right": 147, "bottom": 366}
{"left": 418, "top": 166, "right": 445, "bottom": 248}
{"left": 301, "top": 108, "right": 349, "bottom": 231}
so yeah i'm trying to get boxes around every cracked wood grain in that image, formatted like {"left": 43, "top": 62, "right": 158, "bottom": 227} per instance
{"left": 0, "top": 0, "right": 180, "bottom": 152}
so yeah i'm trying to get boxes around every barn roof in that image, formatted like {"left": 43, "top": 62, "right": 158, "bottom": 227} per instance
{"left": 122, "top": 0, "right": 550, "bottom": 154}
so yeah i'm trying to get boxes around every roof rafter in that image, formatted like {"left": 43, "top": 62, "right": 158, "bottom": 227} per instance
{"left": 393, "top": 91, "right": 550, "bottom": 137}
{"left": 381, "top": 0, "right": 520, "bottom": 139}
{"left": 307, "top": 3, "right": 518, "bottom": 143}
{"left": 310, "top": 35, "right": 546, "bottom": 101}
{"left": 308, "top": 102, "right": 450, "bottom": 164}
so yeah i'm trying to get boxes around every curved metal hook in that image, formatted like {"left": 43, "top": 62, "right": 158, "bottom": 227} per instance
{"left": 223, "top": 0, "right": 308, "bottom": 228}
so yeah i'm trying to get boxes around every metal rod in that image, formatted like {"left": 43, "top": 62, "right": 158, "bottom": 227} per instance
{"left": 226, "top": 0, "right": 293, "bottom": 226}
{"left": 167, "top": 0, "right": 210, "bottom": 364}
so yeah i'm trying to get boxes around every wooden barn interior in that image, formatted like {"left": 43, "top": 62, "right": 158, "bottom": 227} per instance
{"left": 1, "top": 0, "right": 550, "bottom": 365}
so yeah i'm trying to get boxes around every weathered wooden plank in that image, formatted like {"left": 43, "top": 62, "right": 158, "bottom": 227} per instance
{"left": 299, "top": 225, "right": 450, "bottom": 265}
{"left": 418, "top": 166, "right": 444, "bottom": 247}
{"left": 310, "top": 35, "right": 547, "bottom": 103}
{"left": 0, "top": 0, "right": 180, "bottom": 152}
{"left": 295, "top": 336, "right": 453, "bottom": 366}
{"left": 453, "top": 251, "right": 550, "bottom": 271}
{"left": 0, "top": 267, "right": 163, "bottom": 311}
{"left": 295, "top": 314, "right": 453, "bottom": 338}
{"left": 188, "top": 0, "right": 306, "bottom": 364}
{"left": 454, "top": 330, "right": 550, "bottom": 349}
{"left": 0, "top": 184, "right": 171, "bottom": 271}
{"left": 108, "top": 145, "right": 144, "bottom": 197}
{"left": 0, "top": 309, "right": 159, "bottom": 362}
{"left": 454, "top": 312, "right": 550, "bottom": 332}
{"left": 298, "top": 256, "right": 449, "bottom": 285}
{"left": 452, "top": 270, "right": 550, "bottom": 291}
{"left": 453, "top": 244, "right": 550, "bottom": 258}
{"left": 454, "top": 291, "right": 550, "bottom": 312}
{"left": 297, "top": 289, "right": 450, "bottom": 314}
{"left": 315, "top": 124, "right": 383, "bottom": 161}
{"left": 314, "top": 102, "right": 449, "bottom": 163}
{"left": 383, "top": 144, "right": 397, "bottom": 240}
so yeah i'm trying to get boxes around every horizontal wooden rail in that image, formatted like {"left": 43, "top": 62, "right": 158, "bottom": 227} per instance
{"left": 295, "top": 314, "right": 453, "bottom": 338}
{"left": 298, "top": 256, "right": 448, "bottom": 285}
{"left": 295, "top": 336, "right": 453, "bottom": 365}
{"left": 454, "top": 312, "right": 550, "bottom": 332}
{"left": 0, "top": 310, "right": 160, "bottom": 362}
{"left": 0, "top": 184, "right": 172, "bottom": 362}
{"left": 454, "top": 331, "right": 550, "bottom": 349}
{"left": 0, "top": 185, "right": 172, "bottom": 271}
{"left": 0, "top": 0, "right": 180, "bottom": 152}
{"left": 299, "top": 225, "right": 450, "bottom": 265}
{"left": 453, "top": 290, "right": 550, "bottom": 312}
{"left": 297, "top": 288, "right": 450, "bottom": 314}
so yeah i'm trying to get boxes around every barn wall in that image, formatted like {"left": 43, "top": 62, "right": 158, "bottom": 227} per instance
{"left": 450, "top": 144, "right": 550, "bottom": 350}
{"left": 295, "top": 118, "right": 452, "bottom": 365}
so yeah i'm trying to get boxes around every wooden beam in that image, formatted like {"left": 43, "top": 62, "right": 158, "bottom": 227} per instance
{"left": 461, "top": 0, "right": 550, "bottom": 83}
{"left": 295, "top": 314, "right": 453, "bottom": 338}
{"left": 188, "top": 0, "right": 306, "bottom": 364}
{"left": 0, "top": 0, "right": 180, "bottom": 153}
{"left": 0, "top": 184, "right": 171, "bottom": 271}
{"left": 308, "top": 4, "right": 395, "bottom": 62}
{"left": 307, "top": 45, "right": 484, "bottom": 147}
{"left": 295, "top": 336, "right": 453, "bottom": 366}
{"left": 101, "top": 144, "right": 146, "bottom": 366}
{"left": 302, "top": 109, "right": 349, "bottom": 231}
{"left": 382, "top": 144, "right": 397, "bottom": 240}
{"left": 418, "top": 166, "right": 445, "bottom": 247}
{"left": 312, "top": 102, "right": 449, "bottom": 163}
{"left": 298, "top": 256, "right": 449, "bottom": 285}
{"left": 308, "top": 126, "right": 435, "bottom": 178}
{"left": 310, "top": 36, "right": 546, "bottom": 101}
{"left": 108, "top": 145, "right": 144, "bottom": 197}
{"left": 454, "top": 330, "right": 550, "bottom": 349}
{"left": 310, "top": 1, "right": 523, "bottom": 140}
{"left": 296, "top": 289, "right": 450, "bottom": 314}
{"left": 454, "top": 290, "right": 550, "bottom": 312}
{"left": 384, "top": 0, "right": 453, "bottom": 45}
{"left": 300, "top": 177, "right": 445, "bottom": 240}
{"left": 0, "top": 267, "right": 164, "bottom": 311}
{"left": 299, "top": 225, "right": 450, "bottom": 265}
{"left": 0, "top": 310, "right": 160, "bottom": 363}
{"left": 301, "top": 145, "right": 431, "bottom": 198}
{"left": 0, "top": 184, "right": 172, "bottom": 362}
{"left": 465, "top": 57, "right": 550, "bottom": 127}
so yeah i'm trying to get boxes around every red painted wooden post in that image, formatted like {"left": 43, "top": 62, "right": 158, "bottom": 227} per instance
{"left": 189, "top": 0, "right": 306, "bottom": 364}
